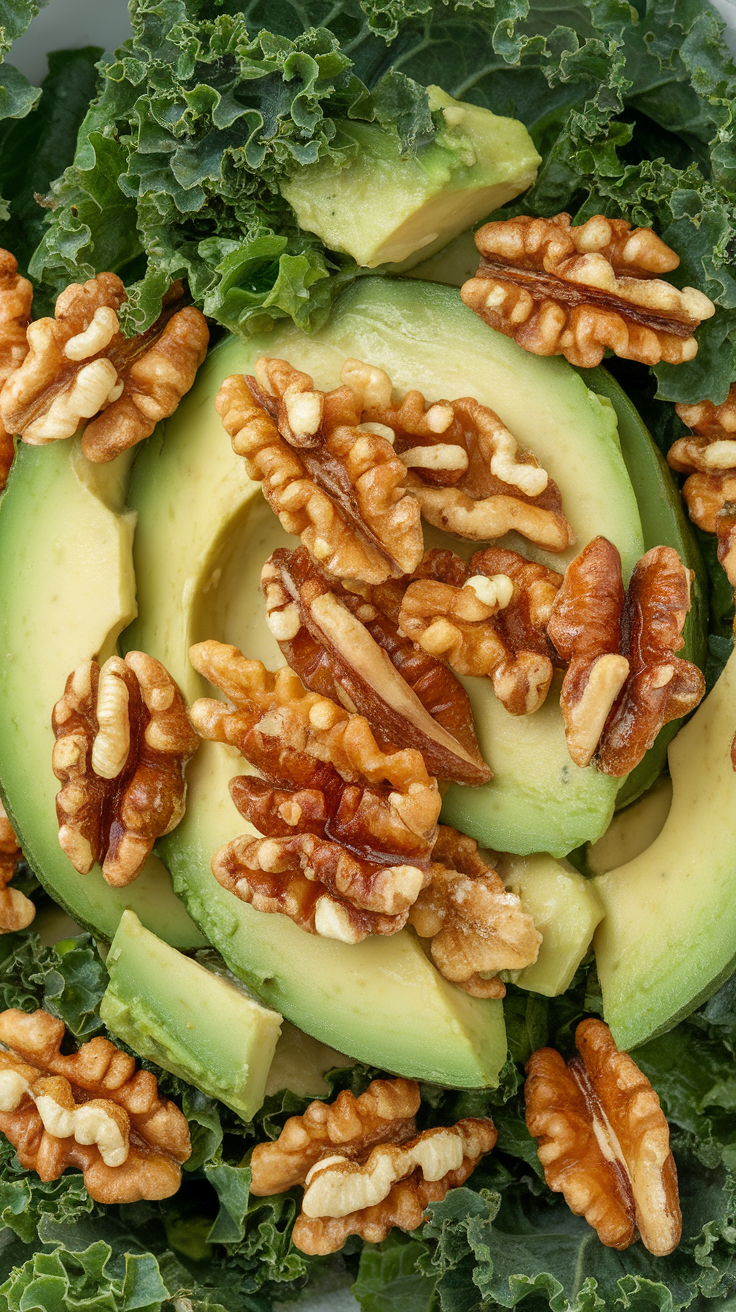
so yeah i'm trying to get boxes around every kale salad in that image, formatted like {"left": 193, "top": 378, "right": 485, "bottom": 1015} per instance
{"left": 0, "top": 2, "right": 735, "bottom": 1310}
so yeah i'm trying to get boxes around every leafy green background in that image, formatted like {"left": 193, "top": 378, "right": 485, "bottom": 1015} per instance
{"left": 0, "top": 926, "right": 732, "bottom": 1312}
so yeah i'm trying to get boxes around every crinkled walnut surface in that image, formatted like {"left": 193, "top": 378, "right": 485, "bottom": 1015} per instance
{"left": 547, "top": 536, "right": 630, "bottom": 767}
{"left": 462, "top": 213, "right": 714, "bottom": 368}
{"left": 596, "top": 546, "right": 704, "bottom": 775}
{"left": 360, "top": 368, "right": 573, "bottom": 551}
{"left": 0, "top": 801, "right": 35, "bottom": 933}
{"left": 216, "top": 359, "right": 424, "bottom": 585}
{"left": 0, "top": 274, "right": 208, "bottom": 461}
{"left": 671, "top": 386, "right": 736, "bottom": 536}
{"left": 261, "top": 545, "right": 490, "bottom": 785}
{"left": 0, "top": 249, "right": 32, "bottom": 491}
{"left": 398, "top": 547, "right": 563, "bottom": 716}
{"left": 526, "top": 1019, "right": 681, "bottom": 1256}
{"left": 409, "top": 825, "right": 541, "bottom": 997}
{"left": 250, "top": 1075, "right": 496, "bottom": 1255}
{"left": 189, "top": 641, "right": 440, "bottom": 942}
{"left": 0, "top": 1008, "right": 190, "bottom": 1203}
{"left": 52, "top": 651, "right": 199, "bottom": 886}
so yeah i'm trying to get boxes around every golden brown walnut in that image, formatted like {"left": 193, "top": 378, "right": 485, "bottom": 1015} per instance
{"left": 671, "top": 387, "right": 736, "bottom": 534}
{"left": 409, "top": 825, "right": 541, "bottom": 997}
{"left": 399, "top": 548, "right": 562, "bottom": 716}
{"left": 525, "top": 1019, "right": 681, "bottom": 1256}
{"left": 0, "top": 1008, "right": 190, "bottom": 1203}
{"left": 294, "top": 1118, "right": 498, "bottom": 1254}
{"left": 716, "top": 502, "right": 736, "bottom": 629}
{"left": 597, "top": 546, "right": 704, "bottom": 775}
{"left": 0, "top": 274, "right": 208, "bottom": 461}
{"left": 461, "top": 213, "right": 714, "bottom": 369}
{"left": 0, "top": 800, "right": 35, "bottom": 932}
{"left": 251, "top": 1078, "right": 421, "bottom": 1194}
{"left": 250, "top": 1075, "right": 496, "bottom": 1255}
{"left": 0, "top": 250, "right": 32, "bottom": 490}
{"left": 52, "top": 651, "right": 199, "bottom": 886}
{"left": 261, "top": 546, "right": 490, "bottom": 785}
{"left": 363, "top": 373, "right": 573, "bottom": 551}
{"left": 210, "top": 830, "right": 429, "bottom": 944}
{"left": 216, "top": 361, "right": 423, "bottom": 585}
{"left": 547, "top": 537, "right": 630, "bottom": 766}
{"left": 189, "top": 641, "right": 440, "bottom": 859}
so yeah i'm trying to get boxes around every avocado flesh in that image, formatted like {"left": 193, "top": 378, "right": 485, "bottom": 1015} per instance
{"left": 586, "top": 777, "right": 672, "bottom": 876}
{"left": 594, "top": 647, "right": 736, "bottom": 1048}
{"left": 500, "top": 854, "right": 604, "bottom": 997}
{"left": 280, "top": 87, "right": 540, "bottom": 269}
{"left": 124, "top": 324, "right": 507, "bottom": 1087}
{"left": 101, "top": 911, "right": 282, "bottom": 1121}
{"left": 0, "top": 440, "right": 204, "bottom": 946}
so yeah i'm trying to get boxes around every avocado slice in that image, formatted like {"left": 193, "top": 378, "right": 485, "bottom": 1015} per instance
{"left": 280, "top": 87, "right": 540, "bottom": 269}
{"left": 0, "top": 440, "right": 204, "bottom": 947}
{"left": 586, "top": 777, "right": 672, "bottom": 876}
{"left": 101, "top": 911, "right": 282, "bottom": 1120}
{"left": 594, "top": 648, "right": 736, "bottom": 1048}
{"left": 499, "top": 854, "right": 604, "bottom": 997}
{"left": 121, "top": 277, "right": 644, "bottom": 1081}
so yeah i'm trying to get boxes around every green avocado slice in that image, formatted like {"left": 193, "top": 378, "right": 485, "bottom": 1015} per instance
{"left": 101, "top": 910, "right": 282, "bottom": 1121}
{"left": 594, "top": 647, "right": 736, "bottom": 1048}
{"left": 121, "top": 277, "right": 647, "bottom": 1081}
{"left": 280, "top": 87, "right": 541, "bottom": 270}
{"left": 0, "top": 440, "right": 204, "bottom": 947}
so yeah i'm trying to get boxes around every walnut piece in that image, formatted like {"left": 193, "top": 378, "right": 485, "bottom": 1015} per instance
{"left": 670, "top": 387, "right": 736, "bottom": 537}
{"left": 409, "top": 825, "right": 541, "bottom": 997}
{"left": 189, "top": 640, "right": 441, "bottom": 942}
{"left": 261, "top": 546, "right": 490, "bottom": 785}
{"left": 216, "top": 362, "right": 423, "bottom": 585}
{"left": 462, "top": 213, "right": 714, "bottom": 369}
{"left": 362, "top": 371, "right": 573, "bottom": 551}
{"left": 0, "top": 801, "right": 35, "bottom": 933}
{"left": 211, "top": 830, "right": 428, "bottom": 944}
{"left": 52, "top": 651, "right": 199, "bottom": 886}
{"left": 250, "top": 1075, "right": 496, "bottom": 1255}
{"left": 0, "top": 249, "right": 32, "bottom": 491}
{"left": 0, "top": 1008, "right": 190, "bottom": 1203}
{"left": 547, "top": 537, "right": 630, "bottom": 766}
{"left": 597, "top": 546, "right": 704, "bottom": 775}
{"left": 398, "top": 548, "right": 563, "bottom": 716}
{"left": 189, "top": 640, "right": 440, "bottom": 851}
{"left": 526, "top": 1018, "right": 681, "bottom": 1256}
{"left": 0, "top": 274, "right": 209, "bottom": 461}
{"left": 295, "top": 1118, "right": 498, "bottom": 1254}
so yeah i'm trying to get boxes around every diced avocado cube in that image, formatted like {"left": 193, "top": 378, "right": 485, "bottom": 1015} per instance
{"left": 280, "top": 86, "right": 540, "bottom": 268}
{"left": 500, "top": 854, "right": 604, "bottom": 997}
{"left": 100, "top": 910, "right": 282, "bottom": 1121}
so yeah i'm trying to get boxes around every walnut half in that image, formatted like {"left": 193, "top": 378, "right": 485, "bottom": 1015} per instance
{"left": 0, "top": 248, "right": 32, "bottom": 491}
{"left": 462, "top": 213, "right": 714, "bottom": 369}
{"left": 525, "top": 1019, "right": 681, "bottom": 1256}
{"left": 0, "top": 274, "right": 209, "bottom": 461}
{"left": 0, "top": 801, "right": 35, "bottom": 933}
{"left": 0, "top": 1008, "right": 190, "bottom": 1203}
{"left": 250, "top": 1075, "right": 496, "bottom": 1254}
{"left": 52, "top": 651, "right": 199, "bottom": 885}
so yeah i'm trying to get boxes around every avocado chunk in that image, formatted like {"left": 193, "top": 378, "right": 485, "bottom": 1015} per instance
{"left": 280, "top": 86, "right": 540, "bottom": 269}
{"left": 586, "top": 777, "right": 672, "bottom": 876}
{"left": 594, "top": 647, "right": 736, "bottom": 1048}
{"left": 0, "top": 440, "right": 204, "bottom": 947}
{"left": 499, "top": 854, "right": 604, "bottom": 996}
{"left": 101, "top": 911, "right": 282, "bottom": 1120}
